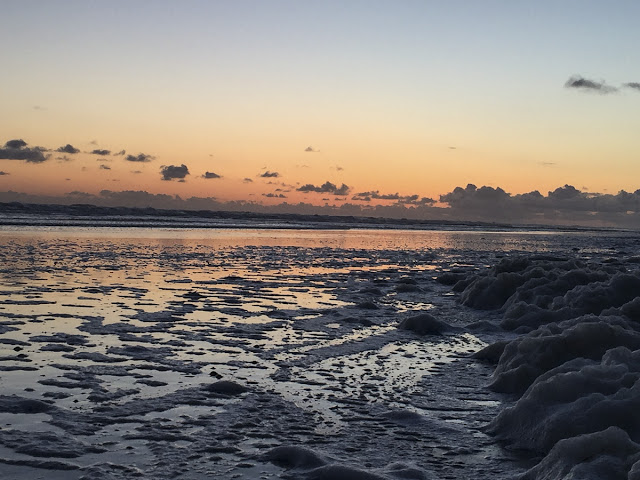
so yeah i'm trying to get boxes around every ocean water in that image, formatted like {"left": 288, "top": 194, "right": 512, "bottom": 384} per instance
{"left": 0, "top": 225, "right": 639, "bottom": 479}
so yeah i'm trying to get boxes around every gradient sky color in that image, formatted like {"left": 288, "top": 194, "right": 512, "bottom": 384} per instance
{"left": 1, "top": 1, "right": 639, "bottom": 212}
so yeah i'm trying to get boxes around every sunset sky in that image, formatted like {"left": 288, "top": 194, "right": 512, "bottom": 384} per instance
{"left": 1, "top": 1, "right": 639, "bottom": 223}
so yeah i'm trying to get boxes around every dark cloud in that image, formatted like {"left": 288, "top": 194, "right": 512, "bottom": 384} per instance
{"left": 297, "top": 181, "right": 350, "bottom": 196}
{"left": 126, "top": 153, "right": 154, "bottom": 163}
{"left": 547, "top": 184, "right": 581, "bottom": 201}
{"left": 263, "top": 193, "right": 287, "bottom": 198}
{"left": 260, "top": 171, "right": 280, "bottom": 178}
{"left": 0, "top": 139, "right": 49, "bottom": 163}
{"left": 353, "top": 191, "right": 400, "bottom": 201}
{"left": 5, "top": 139, "right": 27, "bottom": 149}
{"left": 161, "top": 164, "right": 189, "bottom": 181}
{"left": 202, "top": 171, "right": 221, "bottom": 179}
{"left": 243, "top": 178, "right": 253, "bottom": 183}
{"left": 304, "top": 146, "right": 319, "bottom": 153}
{"left": 434, "top": 183, "right": 640, "bottom": 226}
{"left": 115, "top": 150, "right": 126, "bottom": 156}
{"left": 91, "top": 149, "right": 111, "bottom": 156}
{"left": 352, "top": 190, "right": 435, "bottom": 205}
{"left": 623, "top": 82, "right": 640, "bottom": 91}
{"left": 0, "top": 171, "right": 9, "bottom": 176}
{"left": 100, "top": 164, "right": 111, "bottom": 170}
{"left": 56, "top": 155, "right": 72, "bottom": 162}
{"left": 57, "top": 144, "right": 80, "bottom": 154}
{"left": 564, "top": 75, "right": 617, "bottom": 94}
{"left": 439, "top": 184, "right": 510, "bottom": 207}
{"left": 132, "top": 170, "right": 142, "bottom": 174}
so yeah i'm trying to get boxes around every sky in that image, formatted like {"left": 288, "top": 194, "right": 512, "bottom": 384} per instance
{"left": 1, "top": 1, "right": 640, "bottom": 226}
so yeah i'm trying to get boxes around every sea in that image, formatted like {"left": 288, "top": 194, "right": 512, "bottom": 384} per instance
{"left": 1, "top": 217, "right": 639, "bottom": 479}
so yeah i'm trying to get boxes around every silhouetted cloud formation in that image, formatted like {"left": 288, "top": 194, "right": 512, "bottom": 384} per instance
{"left": 126, "top": 153, "right": 154, "bottom": 163}
{"left": 436, "top": 183, "right": 640, "bottom": 226}
{"left": 297, "top": 181, "right": 350, "bottom": 195}
{"left": 353, "top": 190, "right": 435, "bottom": 205}
{"left": 0, "top": 139, "right": 49, "bottom": 163}
{"left": 57, "top": 144, "right": 80, "bottom": 154}
{"left": 564, "top": 75, "right": 617, "bottom": 94}
{"left": 0, "top": 171, "right": 9, "bottom": 176}
{"left": 202, "top": 171, "right": 221, "bottom": 179}
{"left": 624, "top": 82, "right": 640, "bottom": 91}
{"left": 304, "top": 146, "right": 319, "bottom": 153}
{"left": 161, "top": 164, "right": 189, "bottom": 181}
{"left": 243, "top": 178, "right": 253, "bottom": 183}
{"left": 91, "top": 149, "right": 111, "bottom": 156}
{"left": 260, "top": 171, "right": 280, "bottom": 178}
{"left": 5, "top": 139, "right": 27, "bottom": 149}
{"left": 115, "top": 150, "right": 126, "bottom": 156}
{"left": 6, "top": 183, "right": 640, "bottom": 228}
{"left": 263, "top": 193, "right": 287, "bottom": 198}
{"left": 100, "top": 164, "right": 111, "bottom": 170}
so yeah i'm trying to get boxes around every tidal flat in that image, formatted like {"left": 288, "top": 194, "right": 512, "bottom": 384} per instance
{"left": 1, "top": 226, "right": 639, "bottom": 479}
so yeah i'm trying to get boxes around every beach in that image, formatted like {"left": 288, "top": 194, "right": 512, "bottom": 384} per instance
{"left": 1, "top": 225, "right": 639, "bottom": 479}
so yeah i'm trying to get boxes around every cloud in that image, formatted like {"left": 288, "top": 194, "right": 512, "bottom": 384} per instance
{"left": 304, "top": 146, "right": 319, "bottom": 153}
{"left": 0, "top": 171, "right": 9, "bottom": 176}
{"left": 114, "top": 150, "right": 126, "bottom": 156}
{"left": 433, "top": 182, "right": 640, "bottom": 226}
{"left": 202, "top": 171, "right": 221, "bottom": 179}
{"left": 161, "top": 164, "right": 189, "bottom": 181}
{"left": 5, "top": 139, "right": 27, "bottom": 149}
{"left": 56, "top": 155, "right": 72, "bottom": 162}
{"left": 91, "top": 149, "right": 111, "bottom": 156}
{"left": 353, "top": 191, "right": 399, "bottom": 201}
{"left": 126, "top": 153, "right": 154, "bottom": 162}
{"left": 623, "top": 82, "right": 640, "bottom": 91}
{"left": 56, "top": 144, "right": 80, "bottom": 154}
{"left": 564, "top": 75, "right": 617, "bottom": 94}
{"left": 439, "top": 184, "right": 510, "bottom": 207}
{"left": 0, "top": 139, "right": 49, "bottom": 163}
{"left": 547, "top": 184, "right": 581, "bottom": 201}
{"left": 260, "top": 171, "right": 280, "bottom": 178}
{"left": 352, "top": 190, "right": 435, "bottom": 205}
{"left": 297, "top": 181, "right": 350, "bottom": 196}
{"left": 263, "top": 193, "right": 287, "bottom": 198}
{"left": 100, "top": 164, "right": 111, "bottom": 170}
{"left": 243, "top": 178, "right": 253, "bottom": 183}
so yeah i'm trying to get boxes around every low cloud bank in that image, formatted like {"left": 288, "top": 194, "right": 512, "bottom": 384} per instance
{"left": 3, "top": 183, "right": 640, "bottom": 228}
{"left": 439, "top": 184, "right": 640, "bottom": 226}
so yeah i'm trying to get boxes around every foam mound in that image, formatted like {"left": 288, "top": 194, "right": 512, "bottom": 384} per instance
{"left": 520, "top": 427, "right": 640, "bottom": 480}
{"left": 489, "top": 316, "right": 640, "bottom": 395}
{"left": 460, "top": 254, "right": 640, "bottom": 478}
{"left": 398, "top": 313, "right": 456, "bottom": 336}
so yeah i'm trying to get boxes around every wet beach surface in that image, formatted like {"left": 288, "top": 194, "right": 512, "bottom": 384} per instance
{"left": 0, "top": 227, "right": 637, "bottom": 479}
